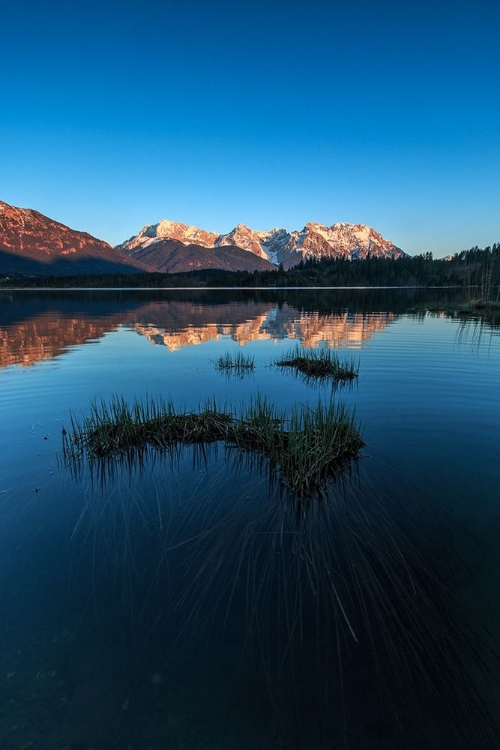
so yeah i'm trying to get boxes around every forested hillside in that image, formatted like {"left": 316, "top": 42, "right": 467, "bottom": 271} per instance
{"left": 3, "top": 243, "right": 499, "bottom": 291}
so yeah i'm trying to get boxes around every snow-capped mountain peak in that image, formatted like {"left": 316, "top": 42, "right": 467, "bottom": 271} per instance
{"left": 116, "top": 220, "right": 219, "bottom": 253}
{"left": 116, "top": 218, "right": 405, "bottom": 268}
{"left": 215, "top": 224, "right": 270, "bottom": 259}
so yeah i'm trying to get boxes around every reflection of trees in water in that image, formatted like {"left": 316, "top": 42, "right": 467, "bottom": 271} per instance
{"left": 406, "top": 305, "right": 500, "bottom": 354}
{"left": 0, "top": 286, "right": 466, "bottom": 314}
{"left": 1, "top": 287, "right": 468, "bottom": 367}
{"left": 455, "top": 314, "right": 500, "bottom": 352}
{"left": 68, "top": 447, "right": 498, "bottom": 749}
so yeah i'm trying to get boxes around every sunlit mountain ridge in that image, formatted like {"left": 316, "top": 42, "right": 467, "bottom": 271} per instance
{"left": 118, "top": 219, "right": 405, "bottom": 270}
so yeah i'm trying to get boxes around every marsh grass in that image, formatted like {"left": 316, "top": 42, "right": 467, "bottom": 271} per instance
{"left": 64, "top": 395, "right": 364, "bottom": 497}
{"left": 214, "top": 350, "right": 255, "bottom": 373}
{"left": 276, "top": 345, "right": 359, "bottom": 381}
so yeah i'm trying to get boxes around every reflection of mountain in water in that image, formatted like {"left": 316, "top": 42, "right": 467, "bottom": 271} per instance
{"left": 0, "top": 316, "right": 123, "bottom": 368}
{"left": 0, "top": 291, "right": 145, "bottom": 368}
{"left": 135, "top": 302, "right": 395, "bottom": 350}
{"left": 0, "top": 294, "right": 399, "bottom": 368}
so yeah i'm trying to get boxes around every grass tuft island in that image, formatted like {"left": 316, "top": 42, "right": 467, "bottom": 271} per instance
{"left": 215, "top": 351, "right": 255, "bottom": 373}
{"left": 64, "top": 395, "right": 364, "bottom": 496}
{"left": 276, "top": 346, "right": 359, "bottom": 381}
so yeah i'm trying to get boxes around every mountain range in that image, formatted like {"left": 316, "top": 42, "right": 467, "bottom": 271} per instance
{"left": 118, "top": 219, "right": 405, "bottom": 269}
{"left": 0, "top": 200, "right": 405, "bottom": 276}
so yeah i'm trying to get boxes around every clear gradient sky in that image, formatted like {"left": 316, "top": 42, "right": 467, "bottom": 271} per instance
{"left": 1, "top": 0, "right": 499, "bottom": 257}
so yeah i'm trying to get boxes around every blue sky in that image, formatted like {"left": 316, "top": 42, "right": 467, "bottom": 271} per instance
{"left": 1, "top": 0, "right": 499, "bottom": 257}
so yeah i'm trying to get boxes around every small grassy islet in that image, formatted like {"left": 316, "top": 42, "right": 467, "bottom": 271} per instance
{"left": 64, "top": 395, "right": 364, "bottom": 497}
{"left": 214, "top": 351, "right": 255, "bottom": 373}
{"left": 276, "top": 345, "right": 359, "bottom": 381}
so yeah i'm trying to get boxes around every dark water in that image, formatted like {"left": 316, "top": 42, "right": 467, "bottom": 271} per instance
{"left": 0, "top": 288, "right": 498, "bottom": 749}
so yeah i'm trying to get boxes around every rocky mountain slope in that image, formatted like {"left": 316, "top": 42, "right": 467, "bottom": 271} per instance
{"left": 0, "top": 199, "right": 405, "bottom": 276}
{"left": 121, "top": 238, "right": 274, "bottom": 274}
{"left": 118, "top": 219, "right": 405, "bottom": 270}
{"left": 0, "top": 201, "right": 148, "bottom": 275}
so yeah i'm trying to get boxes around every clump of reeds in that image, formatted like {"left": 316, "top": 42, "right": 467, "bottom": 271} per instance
{"left": 276, "top": 345, "right": 359, "bottom": 381}
{"left": 64, "top": 397, "right": 232, "bottom": 459}
{"left": 215, "top": 351, "right": 255, "bottom": 373}
{"left": 63, "top": 395, "right": 364, "bottom": 497}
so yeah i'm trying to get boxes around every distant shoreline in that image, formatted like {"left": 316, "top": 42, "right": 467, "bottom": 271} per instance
{"left": 0, "top": 285, "right": 463, "bottom": 292}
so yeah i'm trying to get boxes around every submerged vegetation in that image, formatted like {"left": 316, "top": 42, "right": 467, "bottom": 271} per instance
{"left": 64, "top": 395, "right": 364, "bottom": 496}
{"left": 276, "top": 345, "right": 359, "bottom": 381}
{"left": 214, "top": 350, "right": 255, "bottom": 373}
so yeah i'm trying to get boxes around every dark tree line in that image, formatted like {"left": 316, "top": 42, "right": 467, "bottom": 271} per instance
{"left": 2, "top": 243, "right": 499, "bottom": 292}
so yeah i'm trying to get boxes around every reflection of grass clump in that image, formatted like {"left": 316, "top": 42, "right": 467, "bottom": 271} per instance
{"left": 276, "top": 345, "right": 359, "bottom": 381}
{"left": 408, "top": 299, "right": 500, "bottom": 321}
{"left": 64, "top": 395, "right": 364, "bottom": 496}
{"left": 458, "top": 299, "right": 500, "bottom": 314}
{"left": 215, "top": 351, "right": 255, "bottom": 373}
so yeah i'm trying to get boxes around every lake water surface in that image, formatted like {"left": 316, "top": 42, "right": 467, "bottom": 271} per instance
{"left": 0, "top": 288, "right": 499, "bottom": 749}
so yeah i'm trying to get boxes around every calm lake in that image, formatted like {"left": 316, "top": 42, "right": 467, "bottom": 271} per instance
{"left": 0, "top": 288, "right": 499, "bottom": 749}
